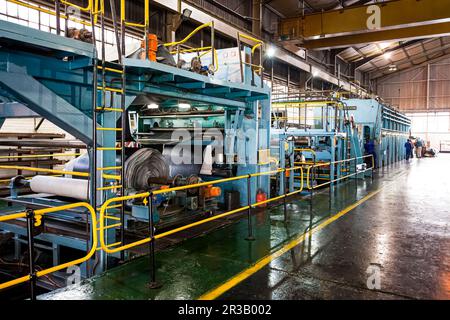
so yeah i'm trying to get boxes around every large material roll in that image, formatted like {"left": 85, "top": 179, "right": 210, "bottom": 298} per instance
{"left": 124, "top": 148, "right": 170, "bottom": 191}
{"left": 30, "top": 176, "right": 89, "bottom": 201}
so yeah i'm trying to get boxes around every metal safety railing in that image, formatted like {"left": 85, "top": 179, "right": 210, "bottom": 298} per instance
{"left": 237, "top": 32, "right": 264, "bottom": 87}
{"left": 96, "top": 166, "right": 305, "bottom": 285}
{"left": 0, "top": 154, "right": 376, "bottom": 294}
{"left": 271, "top": 100, "right": 344, "bottom": 132}
{"left": 304, "top": 154, "right": 375, "bottom": 190}
{"left": 164, "top": 22, "right": 217, "bottom": 73}
{"left": 0, "top": 202, "right": 97, "bottom": 300}
{"left": 120, "top": 0, "right": 149, "bottom": 28}
{"left": 0, "top": 165, "right": 120, "bottom": 182}
{"left": 0, "top": 153, "right": 81, "bottom": 160}
{"left": 271, "top": 101, "right": 344, "bottom": 109}
{"left": 98, "top": 167, "right": 304, "bottom": 253}
{"left": 0, "top": 152, "right": 82, "bottom": 183}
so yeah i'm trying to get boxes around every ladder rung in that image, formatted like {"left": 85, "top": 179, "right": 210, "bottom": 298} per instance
{"left": 97, "top": 127, "right": 123, "bottom": 131}
{"left": 97, "top": 185, "right": 122, "bottom": 191}
{"left": 97, "top": 166, "right": 123, "bottom": 171}
{"left": 101, "top": 223, "right": 122, "bottom": 230}
{"left": 102, "top": 173, "right": 121, "bottom": 180}
{"left": 97, "top": 86, "right": 123, "bottom": 94}
{"left": 96, "top": 107, "right": 123, "bottom": 112}
{"left": 96, "top": 241, "right": 122, "bottom": 250}
{"left": 96, "top": 204, "right": 123, "bottom": 211}
{"left": 97, "top": 66, "right": 124, "bottom": 74}
{"left": 97, "top": 147, "right": 121, "bottom": 151}
{"left": 105, "top": 215, "right": 121, "bottom": 221}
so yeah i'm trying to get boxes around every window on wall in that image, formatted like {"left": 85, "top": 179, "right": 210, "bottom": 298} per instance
{"left": 406, "top": 112, "right": 450, "bottom": 148}
{"left": 0, "top": 0, "right": 140, "bottom": 47}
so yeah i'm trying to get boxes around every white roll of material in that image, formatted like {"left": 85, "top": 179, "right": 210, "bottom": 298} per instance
{"left": 30, "top": 176, "right": 90, "bottom": 201}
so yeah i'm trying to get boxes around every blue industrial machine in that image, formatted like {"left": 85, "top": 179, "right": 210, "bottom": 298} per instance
{"left": 342, "top": 98, "right": 411, "bottom": 168}
{"left": 269, "top": 92, "right": 410, "bottom": 195}
{"left": 0, "top": 12, "right": 271, "bottom": 289}
{"left": 270, "top": 92, "right": 351, "bottom": 195}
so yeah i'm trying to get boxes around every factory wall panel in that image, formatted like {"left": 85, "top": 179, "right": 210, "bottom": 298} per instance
{"left": 376, "top": 55, "right": 450, "bottom": 113}
{"left": 376, "top": 55, "right": 450, "bottom": 149}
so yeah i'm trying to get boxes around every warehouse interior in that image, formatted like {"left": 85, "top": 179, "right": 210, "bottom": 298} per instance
{"left": 0, "top": 0, "right": 448, "bottom": 301}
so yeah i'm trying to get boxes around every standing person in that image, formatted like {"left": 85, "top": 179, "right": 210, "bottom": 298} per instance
{"left": 364, "top": 139, "right": 377, "bottom": 168}
{"left": 415, "top": 138, "right": 423, "bottom": 158}
{"left": 409, "top": 139, "right": 414, "bottom": 159}
{"left": 405, "top": 139, "right": 413, "bottom": 161}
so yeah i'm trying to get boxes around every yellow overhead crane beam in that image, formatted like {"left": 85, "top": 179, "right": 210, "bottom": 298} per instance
{"left": 279, "top": 0, "right": 450, "bottom": 49}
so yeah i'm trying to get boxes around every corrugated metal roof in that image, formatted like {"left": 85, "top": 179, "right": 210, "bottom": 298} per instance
{"left": 357, "top": 37, "right": 450, "bottom": 78}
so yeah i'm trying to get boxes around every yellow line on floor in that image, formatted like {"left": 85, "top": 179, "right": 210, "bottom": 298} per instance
{"left": 198, "top": 185, "right": 386, "bottom": 300}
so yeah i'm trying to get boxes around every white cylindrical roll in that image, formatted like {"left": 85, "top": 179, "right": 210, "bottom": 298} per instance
{"left": 30, "top": 176, "right": 89, "bottom": 201}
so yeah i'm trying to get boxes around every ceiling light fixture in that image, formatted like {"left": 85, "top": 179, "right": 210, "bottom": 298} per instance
{"left": 266, "top": 46, "right": 277, "bottom": 58}
{"left": 178, "top": 103, "right": 191, "bottom": 110}
{"left": 147, "top": 103, "right": 159, "bottom": 109}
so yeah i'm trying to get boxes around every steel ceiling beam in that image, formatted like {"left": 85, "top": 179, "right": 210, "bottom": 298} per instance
{"left": 300, "top": 22, "right": 450, "bottom": 50}
{"left": 279, "top": 0, "right": 450, "bottom": 49}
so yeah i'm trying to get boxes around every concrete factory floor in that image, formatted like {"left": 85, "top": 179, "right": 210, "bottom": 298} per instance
{"left": 40, "top": 155, "right": 450, "bottom": 300}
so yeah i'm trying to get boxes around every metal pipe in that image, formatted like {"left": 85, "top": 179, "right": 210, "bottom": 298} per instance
{"left": 237, "top": 33, "right": 244, "bottom": 83}
{"left": 26, "top": 209, "right": 36, "bottom": 301}
{"left": 245, "top": 174, "right": 255, "bottom": 241}
{"left": 109, "top": 0, "right": 122, "bottom": 62}
{"left": 147, "top": 193, "right": 161, "bottom": 289}
{"left": 55, "top": 0, "right": 61, "bottom": 35}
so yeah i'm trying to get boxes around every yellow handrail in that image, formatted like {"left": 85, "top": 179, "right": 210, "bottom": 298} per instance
{"left": 61, "top": 0, "right": 92, "bottom": 12}
{"left": 170, "top": 46, "right": 212, "bottom": 55}
{"left": 0, "top": 202, "right": 97, "bottom": 290}
{"left": 272, "top": 101, "right": 341, "bottom": 108}
{"left": 0, "top": 165, "right": 89, "bottom": 178}
{"left": 120, "top": 0, "right": 149, "bottom": 28}
{"left": 238, "top": 33, "right": 264, "bottom": 55}
{"left": 306, "top": 155, "right": 374, "bottom": 189}
{"left": 164, "top": 22, "right": 213, "bottom": 47}
{"left": 99, "top": 166, "right": 305, "bottom": 254}
{"left": 0, "top": 153, "right": 81, "bottom": 160}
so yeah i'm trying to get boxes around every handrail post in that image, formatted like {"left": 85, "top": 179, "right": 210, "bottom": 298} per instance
{"left": 328, "top": 162, "right": 332, "bottom": 210}
{"left": 211, "top": 21, "right": 215, "bottom": 71}
{"left": 283, "top": 169, "right": 287, "bottom": 222}
{"left": 245, "top": 174, "right": 255, "bottom": 241}
{"left": 237, "top": 33, "right": 244, "bottom": 83}
{"left": 147, "top": 193, "right": 161, "bottom": 289}
{"left": 371, "top": 155, "right": 375, "bottom": 182}
{"left": 55, "top": 0, "right": 61, "bottom": 35}
{"left": 26, "top": 209, "right": 36, "bottom": 301}
{"left": 260, "top": 43, "right": 264, "bottom": 88}
{"left": 310, "top": 158, "right": 316, "bottom": 215}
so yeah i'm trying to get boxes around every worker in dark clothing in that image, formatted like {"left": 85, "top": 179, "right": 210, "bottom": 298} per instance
{"left": 364, "top": 139, "right": 377, "bottom": 168}
{"left": 405, "top": 139, "right": 413, "bottom": 161}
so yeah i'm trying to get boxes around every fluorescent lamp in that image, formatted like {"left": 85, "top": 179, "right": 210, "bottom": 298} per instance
{"left": 147, "top": 103, "right": 159, "bottom": 109}
{"left": 178, "top": 103, "right": 191, "bottom": 109}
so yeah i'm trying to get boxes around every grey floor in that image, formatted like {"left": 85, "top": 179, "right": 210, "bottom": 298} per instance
{"left": 221, "top": 154, "right": 450, "bottom": 300}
